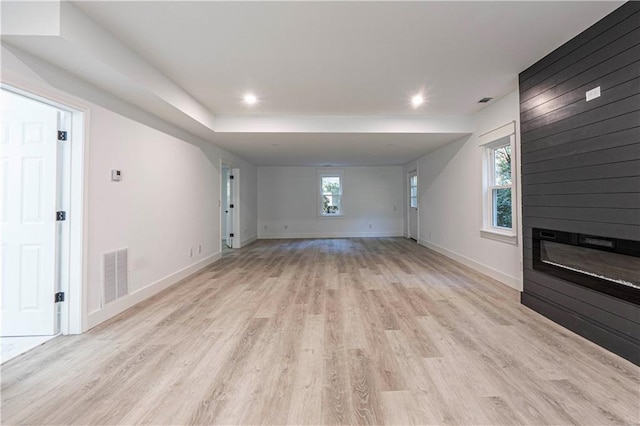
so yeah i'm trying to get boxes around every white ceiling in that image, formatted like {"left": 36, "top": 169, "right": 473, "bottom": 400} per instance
{"left": 2, "top": 1, "right": 623, "bottom": 166}
{"left": 210, "top": 132, "right": 469, "bottom": 167}
{"left": 74, "top": 1, "right": 621, "bottom": 116}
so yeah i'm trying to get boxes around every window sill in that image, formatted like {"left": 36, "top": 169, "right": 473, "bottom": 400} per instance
{"left": 318, "top": 214, "right": 344, "bottom": 219}
{"left": 480, "top": 229, "right": 518, "bottom": 245}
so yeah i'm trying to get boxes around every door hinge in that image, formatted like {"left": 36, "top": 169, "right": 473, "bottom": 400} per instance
{"left": 58, "top": 131, "right": 67, "bottom": 141}
{"left": 56, "top": 211, "right": 66, "bottom": 221}
{"left": 229, "top": 233, "right": 234, "bottom": 237}
{"left": 55, "top": 292, "right": 65, "bottom": 303}
{"left": 229, "top": 175, "right": 234, "bottom": 179}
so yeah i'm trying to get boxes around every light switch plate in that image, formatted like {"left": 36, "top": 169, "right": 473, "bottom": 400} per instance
{"left": 586, "top": 86, "right": 601, "bottom": 102}
{"left": 111, "top": 169, "right": 122, "bottom": 182}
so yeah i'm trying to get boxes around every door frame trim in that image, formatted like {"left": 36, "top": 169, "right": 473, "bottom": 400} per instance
{"left": 1, "top": 81, "right": 90, "bottom": 335}
{"left": 407, "top": 169, "right": 419, "bottom": 241}
{"left": 220, "top": 159, "right": 241, "bottom": 250}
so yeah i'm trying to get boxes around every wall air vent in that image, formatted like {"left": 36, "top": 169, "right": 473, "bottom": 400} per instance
{"left": 116, "top": 249, "right": 129, "bottom": 298}
{"left": 103, "top": 252, "right": 117, "bottom": 305}
{"left": 103, "top": 248, "right": 129, "bottom": 306}
{"left": 478, "top": 97, "right": 494, "bottom": 103}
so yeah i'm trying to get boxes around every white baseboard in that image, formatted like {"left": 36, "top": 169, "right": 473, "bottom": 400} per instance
{"left": 418, "top": 239, "right": 522, "bottom": 291}
{"left": 258, "top": 231, "right": 403, "bottom": 239}
{"left": 86, "top": 251, "right": 221, "bottom": 330}
{"left": 241, "top": 234, "right": 258, "bottom": 247}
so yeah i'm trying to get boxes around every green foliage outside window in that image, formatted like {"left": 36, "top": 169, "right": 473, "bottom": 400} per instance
{"left": 494, "top": 145, "right": 512, "bottom": 228}
{"left": 494, "top": 188, "right": 512, "bottom": 228}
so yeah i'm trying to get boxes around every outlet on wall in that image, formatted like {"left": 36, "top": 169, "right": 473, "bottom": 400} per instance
{"left": 586, "top": 86, "right": 601, "bottom": 102}
{"left": 198, "top": 244, "right": 202, "bottom": 254}
{"left": 369, "top": 224, "right": 372, "bottom": 229}
{"left": 264, "top": 225, "right": 268, "bottom": 230}
{"left": 284, "top": 225, "right": 288, "bottom": 230}
{"left": 429, "top": 232, "right": 432, "bottom": 238}
{"left": 189, "top": 248, "right": 193, "bottom": 257}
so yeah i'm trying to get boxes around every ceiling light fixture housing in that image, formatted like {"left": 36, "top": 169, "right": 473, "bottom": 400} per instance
{"left": 411, "top": 94, "right": 424, "bottom": 108}
{"left": 243, "top": 93, "right": 258, "bottom": 105}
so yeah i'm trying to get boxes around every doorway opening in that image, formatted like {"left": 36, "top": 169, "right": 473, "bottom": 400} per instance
{"left": 220, "top": 162, "right": 240, "bottom": 255}
{"left": 1, "top": 85, "right": 84, "bottom": 363}
{"left": 408, "top": 170, "right": 418, "bottom": 241}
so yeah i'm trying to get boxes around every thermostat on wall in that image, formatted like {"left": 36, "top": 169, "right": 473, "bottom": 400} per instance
{"left": 111, "top": 170, "right": 122, "bottom": 182}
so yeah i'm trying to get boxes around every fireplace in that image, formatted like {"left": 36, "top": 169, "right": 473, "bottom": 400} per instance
{"left": 532, "top": 228, "right": 640, "bottom": 305}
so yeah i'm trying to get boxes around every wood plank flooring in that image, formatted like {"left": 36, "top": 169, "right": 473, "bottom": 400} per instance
{"left": 2, "top": 238, "right": 639, "bottom": 425}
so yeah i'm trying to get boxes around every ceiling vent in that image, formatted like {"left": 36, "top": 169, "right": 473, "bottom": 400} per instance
{"left": 478, "top": 97, "right": 493, "bottom": 103}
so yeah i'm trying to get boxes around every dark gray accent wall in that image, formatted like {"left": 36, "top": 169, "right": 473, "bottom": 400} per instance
{"left": 519, "top": 2, "right": 640, "bottom": 365}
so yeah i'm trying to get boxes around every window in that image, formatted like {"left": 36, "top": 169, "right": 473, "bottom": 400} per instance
{"left": 482, "top": 133, "right": 516, "bottom": 243}
{"left": 410, "top": 174, "right": 418, "bottom": 208}
{"left": 318, "top": 170, "right": 344, "bottom": 216}
{"left": 489, "top": 142, "right": 512, "bottom": 229}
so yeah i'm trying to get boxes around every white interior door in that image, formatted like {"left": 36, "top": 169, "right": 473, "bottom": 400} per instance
{"left": 409, "top": 170, "right": 418, "bottom": 240}
{"left": 225, "top": 169, "right": 234, "bottom": 248}
{"left": 221, "top": 167, "right": 227, "bottom": 246}
{"left": 1, "top": 90, "right": 59, "bottom": 336}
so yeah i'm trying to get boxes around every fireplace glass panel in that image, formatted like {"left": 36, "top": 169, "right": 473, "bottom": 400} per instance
{"left": 540, "top": 240, "right": 640, "bottom": 290}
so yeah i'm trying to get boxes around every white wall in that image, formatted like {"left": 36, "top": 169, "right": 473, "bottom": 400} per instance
{"left": 86, "top": 105, "right": 220, "bottom": 319}
{"left": 258, "top": 166, "right": 404, "bottom": 238}
{"left": 237, "top": 163, "right": 258, "bottom": 246}
{"left": 416, "top": 91, "right": 523, "bottom": 290}
{"left": 2, "top": 45, "right": 258, "bottom": 331}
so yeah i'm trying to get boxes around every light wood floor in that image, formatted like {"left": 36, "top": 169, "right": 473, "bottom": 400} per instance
{"left": 2, "top": 238, "right": 639, "bottom": 425}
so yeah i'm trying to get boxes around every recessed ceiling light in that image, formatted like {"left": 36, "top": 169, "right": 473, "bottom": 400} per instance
{"left": 478, "top": 97, "right": 493, "bottom": 103}
{"left": 243, "top": 93, "right": 258, "bottom": 105}
{"left": 411, "top": 94, "right": 424, "bottom": 108}
{"left": 271, "top": 143, "right": 280, "bottom": 146}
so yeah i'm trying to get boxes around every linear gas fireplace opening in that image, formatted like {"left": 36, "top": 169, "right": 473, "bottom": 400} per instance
{"left": 533, "top": 228, "right": 640, "bottom": 305}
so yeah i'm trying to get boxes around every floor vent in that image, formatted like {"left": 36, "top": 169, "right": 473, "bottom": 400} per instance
{"left": 103, "top": 248, "right": 129, "bottom": 305}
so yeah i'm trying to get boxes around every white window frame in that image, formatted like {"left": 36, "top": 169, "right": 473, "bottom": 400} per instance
{"left": 318, "top": 169, "right": 345, "bottom": 218}
{"left": 481, "top": 134, "right": 517, "bottom": 244}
